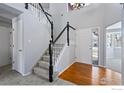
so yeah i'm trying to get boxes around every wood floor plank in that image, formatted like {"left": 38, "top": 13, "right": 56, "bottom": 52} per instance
{"left": 59, "top": 62, "right": 121, "bottom": 85}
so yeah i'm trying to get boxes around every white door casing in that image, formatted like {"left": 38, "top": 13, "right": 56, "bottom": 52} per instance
{"left": 76, "top": 27, "right": 100, "bottom": 65}
{"left": 121, "top": 4, "right": 124, "bottom": 85}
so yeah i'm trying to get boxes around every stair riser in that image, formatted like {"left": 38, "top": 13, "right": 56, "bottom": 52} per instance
{"left": 33, "top": 67, "right": 58, "bottom": 81}
{"left": 34, "top": 68, "right": 49, "bottom": 80}
{"left": 45, "top": 51, "right": 60, "bottom": 56}
{"left": 38, "top": 62, "right": 49, "bottom": 70}
{"left": 33, "top": 44, "right": 64, "bottom": 81}
{"left": 42, "top": 56, "right": 56, "bottom": 62}
{"left": 54, "top": 44, "right": 64, "bottom": 47}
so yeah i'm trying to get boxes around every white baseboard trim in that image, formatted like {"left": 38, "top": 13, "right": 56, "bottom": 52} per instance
{"left": 98, "top": 65, "right": 106, "bottom": 68}
{"left": 22, "top": 71, "right": 32, "bottom": 76}
{"left": 74, "top": 59, "right": 106, "bottom": 68}
{"left": 75, "top": 60, "right": 92, "bottom": 65}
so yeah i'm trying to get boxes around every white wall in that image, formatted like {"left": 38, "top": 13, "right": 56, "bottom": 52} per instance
{"left": 23, "top": 11, "right": 50, "bottom": 74}
{"left": 0, "top": 26, "right": 11, "bottom": 67}
{"left": 55, "top": 43, "right": 75, "bottom": 73}
{"left": 49, "top": 3, "right": 105, "bottom": 65}
{"left": 5, "top": 3, "right": 122, "bottom": 76}
{"left": 57, "top": 3, "right": 121, "bottom": 66}
{"left": 6, "top": 3, "right": 51, "bottom": 75}
{"left": 121, "top": 4, "right": 124, "bottom": 85}
{"left": 0, "top": 21, "right": 11, "bottom": 28}
{"left": 49, "top": 3, "right": 67, "bottom": 40}
{"left": 54, "top": 28, "right": 76, "bottom": 73}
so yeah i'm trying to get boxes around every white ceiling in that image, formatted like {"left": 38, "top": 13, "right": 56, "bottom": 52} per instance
{"left": 41, "top": 3, "right": 49, "bottom": 9}
{"left": 106, "top": 21, "right": 121, "bottom": 30}
{"left": 0, "top": 4, "right": 21, "bottom": 20}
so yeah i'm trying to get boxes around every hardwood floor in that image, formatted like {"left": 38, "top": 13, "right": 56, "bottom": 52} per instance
{"left": 59, "top": 62, "right": 121, "bottom": 85}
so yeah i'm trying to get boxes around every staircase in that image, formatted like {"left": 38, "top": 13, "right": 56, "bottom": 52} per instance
{"left": 25, "top": 3, "right": 76, "bottom": 82}
{"left": 33, "top": 44, "right": 64, "bottom": 81}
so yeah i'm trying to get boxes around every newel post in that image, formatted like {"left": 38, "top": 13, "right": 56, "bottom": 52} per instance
{"left": 49, "top": 40, "right": 53, "bottom": 82}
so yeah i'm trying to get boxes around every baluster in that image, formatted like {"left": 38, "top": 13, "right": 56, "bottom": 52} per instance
{"left": 34, "top": 4, "right": 36, "bottom": 17}
{"left": 38, "top": 5, "right": 40, "bottom": 21}
{"left": 36, "top": 4, "right": 38, "bottom": 18}
{"left": 39, "top": 9, "right": 42, "bottom": 22}
{"left": 67, "top": 22, "right": 70, "bottom": 46}
{"left": 32, "top": 3, "right": 35, "bottom": 15}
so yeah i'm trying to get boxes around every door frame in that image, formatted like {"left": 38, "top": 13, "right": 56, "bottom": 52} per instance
{"left": 91, "top": 27, "right": 100, "bottom": 66}
{"left": 121, "top": 3, "right": 124, "bottom": 85}
{"left": 104, "top": 26, "right": 122, "bottom": 70}
{"left": 75, "top": 26, "right": 101, "bottom": 66}
{"left": 12, "top": 14, "right": 24, "bottom": 75}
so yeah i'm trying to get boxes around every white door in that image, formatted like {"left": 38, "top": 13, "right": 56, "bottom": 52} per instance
{"left": 12, "top": 16, "right": 23, "bottom": 73}
{"left": 76, "top": 28, "right": 92, "bottom": 64}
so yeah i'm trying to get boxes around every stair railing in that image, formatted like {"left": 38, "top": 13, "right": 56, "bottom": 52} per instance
{"left": 25, "top": 3, "right": 54, "bottom": 42}
{"left": 25, "top": 3, "right": 76, "bottom": 82}
{"left": 49, "top": 22, "right": 76, "bottom": 82}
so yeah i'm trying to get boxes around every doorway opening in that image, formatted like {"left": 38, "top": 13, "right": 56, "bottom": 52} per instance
{"left": 0, "top": 20, "right": 12, "bottom": 68}
{"left": 105, "top": 21, "right": 121, "bottom": 73}
{"left": 91, "top": 28, "right": 99, "bottom": 66}
{"left": 0, "top": 4, "right": 22, "bottom": 74}
{"left": 76, "top": 27, "right": 100, "bottom": 65}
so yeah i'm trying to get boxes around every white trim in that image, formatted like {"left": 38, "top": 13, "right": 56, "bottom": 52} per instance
{"left": 104, "top": 22, "right": 122, "bottom": 71}
{"left": 75, "top": 59, "right": 106, "bottom": 68}
{"left": 22, "top": 71, "right": 32, "bottom": 76}
{"left": 91, "top": 27, "right": 100, "bottom": 66}
{"left": 75, "top": 61, "right": 92, "bottom": 65}
{"left": 76, "top": 27, "right": 101, "bottom": 66}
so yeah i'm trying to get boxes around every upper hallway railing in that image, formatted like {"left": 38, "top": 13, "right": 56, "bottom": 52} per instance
{"left": 25, "top": 3, "right": 54, "bottom": 42}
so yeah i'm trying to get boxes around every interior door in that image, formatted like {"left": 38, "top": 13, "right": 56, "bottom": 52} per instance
{"left": 76, "top": 28, "right": 92, "bottom": 64}
{"left": 12, "top": 16, "right": 23, "bottom": 73}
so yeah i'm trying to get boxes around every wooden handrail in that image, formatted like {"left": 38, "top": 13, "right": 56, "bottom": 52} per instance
{"left": 53, "top": 22, "right": 76, "bottom": 45}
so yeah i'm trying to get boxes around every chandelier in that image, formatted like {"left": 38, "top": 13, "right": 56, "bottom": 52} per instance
{"left": 68, "top": 3, "right": 91, "bottom": 10}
